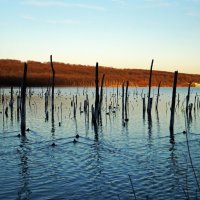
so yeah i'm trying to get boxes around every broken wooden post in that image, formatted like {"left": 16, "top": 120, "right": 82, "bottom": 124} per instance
{"left": 142, "top": 94, "right": 146, "bottom": 114}
{"left": 95, "top": 62, "right": 99, "bottom": 122}
{"left": 99, "top": 74, "right": 105, "bottom": 114}
{"left": 186, "top": 82, "right": 191, "bottom": 116}
{"left": 122, "top": 82, "right": 125, "bottom": 122}
{"left": 125, "top": 81, "right": 129, "bottom": 121}
{"left": 117, "top": 83, "right": 119, "bottom": 106}
{"left": 21, "top": 63, "right": 28, "bottom": 135}
{"left": 155, "top": 81, "right": 161, "bottom": 111}
{"left": 10, "top": 86, "right": 13, "bottom": 109}
{"left": 10, "top": 86, "right": 14, "bottom": 121}
{"left": 147, "top": 59, "right": 154, "bottom": 114}
{"left": 169, "top": 71, "right": 178, "bottom": 134}
{"left": 50, "top": 55, "right": 55, "bottom": 117}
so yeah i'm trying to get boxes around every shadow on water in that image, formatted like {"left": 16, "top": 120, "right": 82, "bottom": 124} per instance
{"left": 17, "top": 135, "right": 31, "bottom": 200}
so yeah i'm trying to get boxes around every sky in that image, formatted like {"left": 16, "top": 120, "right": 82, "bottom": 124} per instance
{"left": 0, "top": 0, "right": 200, "bottom": 74}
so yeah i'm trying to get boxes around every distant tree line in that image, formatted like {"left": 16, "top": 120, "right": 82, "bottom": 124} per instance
{"left": 0, "top": 59, "right": 199, "bottom": 87}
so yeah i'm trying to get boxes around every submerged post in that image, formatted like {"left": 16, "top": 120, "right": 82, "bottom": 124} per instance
{"left": 147, "top": 59, "right": 154, "bottom": 114}
{"left": 143, "top": 94, "right": 146, "bottom": 114}
{"left": 125, "top": 81, "right": 129, "bottom": 121}
{"left": 170, "top": 71, "right": 178, "bottom": 134}
{"left": 122, "top": 82, "right": 125, "bottom": 122}
{"left": 155, "top": 81, "right": 161, "bottom": 111}
{"left": 50, "top": 55, "right": 55, "bottom": 115}
{"left": 21, "top": 63, "right": 28, "bottom": 135}
{"left": 186, "top": 82, "right": 191, "bottom": 116}
{"left": 95, "top": 62, "right": 99, "bottom": 121}
{"left": 99, "top": 74, "right": 105, "bottom": 113}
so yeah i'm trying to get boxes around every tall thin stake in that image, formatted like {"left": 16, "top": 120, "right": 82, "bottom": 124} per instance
{"left": 21, "top": 63, "right": 28, "bottom": 135}
{"left": 186, "top": 82, "right": 191, "bottom": 116}
{"left": 122, "top": 82, "right": 125, "bottom": 122}
{"left": 50, "top": 55, "right": 55, "bottom": 116}
{"left": 170, "top": 71, "right": 178, "bottom": 133}
{"left": 95, "top": 62, "right": 99, "bottom": 121}
{"left": 155, "top": 81, "right": 161, "bottom": 111}
{"left": 147, "top": 59, "right": 154, "bottom": 114}
{"left": 125, "top": 81, "right": 129, "bottom": 121}
{"left": 99, "top": 74, "right": 105, "bottom": 113}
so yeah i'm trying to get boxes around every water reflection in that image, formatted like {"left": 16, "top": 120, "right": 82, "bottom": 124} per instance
{"left": 156, "top": 109, "right": 160, "bottom": 133}
{"left": 17, "top": 135, "right": 31, "bottom": 200}
{"left": 147, "top": 113, "right": 152, "bottom": 136}
{"left": 51, "top": 110, "right": 55, "bottom": 134}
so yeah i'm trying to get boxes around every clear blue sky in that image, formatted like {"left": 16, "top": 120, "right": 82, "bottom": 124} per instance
{"left": 0, "top": 0, "right": 200, "bottom": 74}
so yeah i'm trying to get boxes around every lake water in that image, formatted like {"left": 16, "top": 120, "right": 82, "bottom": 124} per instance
{"left": 0, "top": 87, "right": 200, "bottom": 200}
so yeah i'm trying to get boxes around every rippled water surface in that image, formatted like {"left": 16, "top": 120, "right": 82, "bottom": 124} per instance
{"left": 0, "top": 87, "right": 200, "bottom": 200}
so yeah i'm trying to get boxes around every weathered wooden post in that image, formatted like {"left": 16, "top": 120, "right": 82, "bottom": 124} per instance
{"left": 21, "top": 63, "right": 28, "bottom": 135}
{"left": 95, "top": 62, "right": 99, "bottom": 121}
{"left": 186, "top": 82, "right": 191, "bottom": 116}
{"left": 169, "top": 71, "right": 178, "bottom": 134}
{"left": 125, "top": 81, "right": 129, "bottom": 121}
{"left": 147, "top": 59, "right": 154, "bottom": 114}
{"left": 10, "top": 86, "right": 13, "bottom": 109}
{"left": 10, "top": 86, "right": 14, "bottom": 121}
{"left": 50, "top": 55, "right": 55, "bottom": 117}
{"left": 155, "top": 81, "right": 161, "bottom": 111}
{"left": 142, "top": 94, "right": 146, "bottom": 114}
{"left": 117, "top": 83, "right": 119, "bottom": 106}
{"left": 99, "top": 74, "right": 105, "bottom": 114}
{"left": 122, "top": 82, "right": 125, "bottom": 122}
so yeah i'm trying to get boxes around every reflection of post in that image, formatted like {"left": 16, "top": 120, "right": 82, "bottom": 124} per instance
{"left": 17, "top": 135, "right": 31, "bottom": 199}
{"left": 169, "top": 71, "right": 178, "bottom": 141}
{"left": 21, "top": 63, "right": 28, "bottom": 135}
{"left": 156, "top": 108, "right": 160, "bottom": 134}
{"left": 147, "top": 112, "right": 152, "bottom": 136}
{"left": 155, "top": 81, "right": 161, "bottom": 111}
{"left": 17, "top": 95, "right": 20, "bottom": 122}
{"left": 142, "top": 94, "right": 146, "bottom": 115}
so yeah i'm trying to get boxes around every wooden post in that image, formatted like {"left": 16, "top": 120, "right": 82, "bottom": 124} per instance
{"left": 169, "top": 71, "right": 178, "bottom": 133}
{"left": 122, "top": 82, "right": 125, "bottom": 122}
{"left": 21, "top": 63, "right": 28, "bottom": 135}
{"left": 147, "top": 59, "right": 154, "bottom": 114}
{"left": 125, "top": 81, "right": 129, "bottom": 121}
{"left": 117, "top": 83, "right": 119, "bottom": 106}
{"left": 186, "top": 82, "right": 191, "bottom": 116}
{"left": 10, "top": 86, "right": 13, "bottom": 109}
{"left": 50, "top": 55, "right": 55, "bottom": 116}
{"left": 142, "top": 94, "right": 146, "bottom": 114}
{"left": 10, "top": 86, "right": 14, "bottom": 121}
{"left": 99, "top": 74, "right": 105, "bottom": 113}
{"left": 95, "top": 62, "right": 99, "bottom": 121}
{"left": 155, "top": 81, "right": 161, "bottom": 111}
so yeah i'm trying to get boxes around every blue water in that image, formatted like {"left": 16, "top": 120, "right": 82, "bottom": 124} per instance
{"left": 0, "top": 87, "right": 200, "bottom": 199}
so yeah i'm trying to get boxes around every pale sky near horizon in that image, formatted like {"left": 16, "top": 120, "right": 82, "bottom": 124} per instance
{"left": 0, "top": 0, "right": 200, "bottom": 74}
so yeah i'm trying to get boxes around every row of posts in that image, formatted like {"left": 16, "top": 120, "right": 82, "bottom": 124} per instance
{"left": 1, "top": 58, "right": 197, "bottom": 140}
